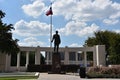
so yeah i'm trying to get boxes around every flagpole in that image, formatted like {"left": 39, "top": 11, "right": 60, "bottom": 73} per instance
{"left": 50, "top": 3, "right": 52, "bottom": 48}
{"left": 50, "top": 12, "right": 52, "bottom": 47}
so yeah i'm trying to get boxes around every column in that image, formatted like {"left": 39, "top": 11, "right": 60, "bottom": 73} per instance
{"left": 26, "top": 51, "right": 29, "bottom": 67}
{"left": 96, "top": 45, "right": 106, "bottom": 66}
{"left": 96, "top": 45, "right": 99, "bottom": 66}
{"left": 35, "top": 47, "right": 40, "bottom": 65}
{"left": 84, "top": 51, "right": 87, "bottom": 67}
{"left": 17, "top": 52, "right": 20, "bottom": 71}
{"left": 76, "top": 52, "right": 78, "bottom": 64}
{"left": 5, "top": 54, "right": 11, "bottom": 71}
{"left": 46, "top": 52, "right": 49, "bottom": 64}
{"left": 64, "top": 47, "right": 69, "bottom": 65}
{"left": 46, "top": 52, "right": 52, "bottom": 64}
{"left": 50, "top": 52, "right": 52, "bottom": 64}
{"left": 93, "top": 49, "right": 97, "bottom": 66}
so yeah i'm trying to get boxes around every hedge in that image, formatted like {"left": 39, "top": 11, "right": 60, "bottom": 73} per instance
{"left": 27, "top": 64, "right": 80, "bottom": 73}
{"left": 86, "top": 66, "right": 120, "bottom": 78}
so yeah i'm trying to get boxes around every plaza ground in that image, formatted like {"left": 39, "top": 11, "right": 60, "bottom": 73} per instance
{"left": 37, "top": 73, "right": 120, "bottom": 80}
{"left": 0, "top": 72, "right": 120, "bottom": 80}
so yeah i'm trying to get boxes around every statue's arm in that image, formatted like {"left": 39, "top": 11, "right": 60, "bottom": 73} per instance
{"left": 51, "top": 35, "right": 54, "bottom": 42}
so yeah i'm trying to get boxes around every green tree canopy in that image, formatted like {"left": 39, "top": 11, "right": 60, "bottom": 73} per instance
{"left": 0, "top": 10, "right": 19, "bottom": 54}
{"left": 84, "top": 30, "right": 120, "bottom": 64}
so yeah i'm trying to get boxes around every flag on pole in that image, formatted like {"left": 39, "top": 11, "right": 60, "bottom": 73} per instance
{"left": 46, "top": 7, "right": 53, "bottom": 16}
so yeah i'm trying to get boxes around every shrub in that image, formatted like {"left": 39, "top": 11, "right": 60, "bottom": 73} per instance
{"left": 27, "top": 64, "right": 80, "bottom": 72}
{"left": 86, "top": 65, "right": 120, "bottom": 78}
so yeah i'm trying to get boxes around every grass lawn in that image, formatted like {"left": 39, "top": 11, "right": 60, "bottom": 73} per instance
{"left": 0, "top": 76, "right": 38, "bottom": 80}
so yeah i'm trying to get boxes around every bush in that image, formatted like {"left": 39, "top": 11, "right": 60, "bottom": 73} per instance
{"left": 79, "top": 67, "right": 86, "bottom": 78}
{"left": 86, "top": 65, "right": 120, "bottom": 78}
{"left": 27, "top": 64, "right": 51, "bottom": 72}
{"left": 61, "top": 65, "right": 79, "bottom": 72}
{"left": 27, "top": 64, "right": 80, "bottom": 72}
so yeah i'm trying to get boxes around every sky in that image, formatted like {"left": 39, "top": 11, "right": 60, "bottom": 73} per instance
{"left": 0, "top": 0, "right": 120, "bottom": 47}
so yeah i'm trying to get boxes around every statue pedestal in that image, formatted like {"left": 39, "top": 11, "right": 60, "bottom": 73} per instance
{"left": 51, "top": 52, "right": 61, "bottom": 73}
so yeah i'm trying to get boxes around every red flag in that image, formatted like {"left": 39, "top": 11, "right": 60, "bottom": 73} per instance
{"left": 46, "top": 7, "right": 53, "bottom": 16}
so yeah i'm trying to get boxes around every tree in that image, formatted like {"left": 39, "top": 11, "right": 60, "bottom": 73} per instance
{"left": 84, "top": 30, "right": 120, "bottom": 64}
{"left": 0, "top": 10, "right": 19, "bottom": 54}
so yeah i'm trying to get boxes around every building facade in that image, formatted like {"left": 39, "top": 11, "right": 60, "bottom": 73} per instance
{"left": 0, "top": 45, "right": 106, "bottom": 72}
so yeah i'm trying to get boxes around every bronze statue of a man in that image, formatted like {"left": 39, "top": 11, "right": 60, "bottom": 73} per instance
{"left": 51, "top": 31, "right": 61, "bottom": 52}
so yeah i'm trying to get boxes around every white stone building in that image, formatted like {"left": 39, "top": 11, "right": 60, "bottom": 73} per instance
{"left": 0, "top": 45, "right": 106, "bottom": 72}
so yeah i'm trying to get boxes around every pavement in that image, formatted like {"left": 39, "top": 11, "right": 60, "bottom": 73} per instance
{"left": 37, "top": 73, "right": 120, "bottom": 80}
{"left": 0, "top": 72, "right": 120, "bottom": 80}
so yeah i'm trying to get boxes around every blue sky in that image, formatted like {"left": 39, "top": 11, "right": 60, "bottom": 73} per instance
{"left": 0, "top": 0, "right": 120, "bottom": 47}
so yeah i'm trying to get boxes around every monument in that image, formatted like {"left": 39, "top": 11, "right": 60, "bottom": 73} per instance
{"left": 51, "top": 31, "right": 61, "bottom": 73}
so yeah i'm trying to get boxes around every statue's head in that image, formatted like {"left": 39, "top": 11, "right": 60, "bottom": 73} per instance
{"left": 56, "top": 30, "right": 58, "bottom": 34}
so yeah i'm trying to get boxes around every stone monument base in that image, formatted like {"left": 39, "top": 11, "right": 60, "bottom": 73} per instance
{"left": 51, "top": 52, "right": 61, "bottom": 74}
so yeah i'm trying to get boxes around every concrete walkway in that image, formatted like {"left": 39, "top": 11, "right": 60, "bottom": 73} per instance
{"left": 0, "top": 72, "right": 119, "bottom": 80}
{"left": 37, "top": 73, "right": 120, "bottom": 80}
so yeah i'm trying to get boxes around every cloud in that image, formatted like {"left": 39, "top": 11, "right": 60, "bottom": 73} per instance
{"left": 110, "top": 11, "right": 120, "bottom": 19}
{"left": 69, "top": 43, "right": 82, "bottom": 47}
{"left": 114, "top": 30, "right": 120, "bottom": 33}
{"left": 18, "top": 37, "right": 46, "bottom": 47}
{"left": 21, "top": 0, "right": 120, "bottom": 24}
{"left": 103, "top": 11, "right": 120, "bottom": 25}
{"left": 103, "top": 18, "right": 119, "bottom": 25}
{"left": 58, "top": 21, "right": 99, "bottom": 37}
{"left": 22, "top": 0, "right": 46, "bottom": 18}
{"left": 52, "top": 0, "right": 120, "bottom": 23}
{"left": 17, "top": 0, "right": 120, "bottom": 47}
{"left": 52, "top": 0, "right": 77, "bottom": 20}
{"left": 13, "top": 19, "right": 50, "bottom": 37}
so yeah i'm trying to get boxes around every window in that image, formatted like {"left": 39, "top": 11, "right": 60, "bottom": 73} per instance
{"left": 11, "top": 53, "right": 17, "bottom": 66}
{"left": 20, "top": 51, "right": 26, "bottom": 66}
{"left": 29, "top": 51, "right": 35, "bottom": 65}
{"left": 78, "top": 53, "right": 83, "bottom": 61}
{"left": 69, "top": 52, "right": 76, "bottom": 61}
{"left": 60, "top": 52, "right": 64, "bottom": 60}
{"left": 87, "top": 51, "right": 93, "bottom": 61}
